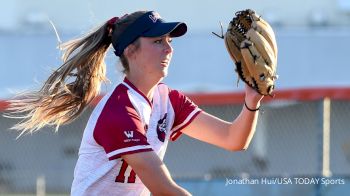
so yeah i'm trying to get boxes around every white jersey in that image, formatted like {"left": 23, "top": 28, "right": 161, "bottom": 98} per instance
{"left": 71, "top": 78, "right": 201, "bottom": 196}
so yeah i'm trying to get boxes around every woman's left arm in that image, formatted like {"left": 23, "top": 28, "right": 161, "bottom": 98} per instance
{"left": 182, "top": 85, "right": 264, "bottom": 151}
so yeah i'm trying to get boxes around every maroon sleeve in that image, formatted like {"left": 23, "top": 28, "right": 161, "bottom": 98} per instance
{"left": 169, "top": 89, "right": 202, "bottom": 141}
{"left": 93, "top": 86, "right": 153, "bottom": 160}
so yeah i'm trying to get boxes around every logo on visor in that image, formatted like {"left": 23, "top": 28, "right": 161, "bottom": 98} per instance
{"left": 149, "top": 13, "right": 161, "bottom": 23}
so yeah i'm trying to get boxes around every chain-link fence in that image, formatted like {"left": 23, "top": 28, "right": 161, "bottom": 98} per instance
{"left": 165, "top": 99, "right": 350, "bottom": 175}
{"left": 0, "top": 98, "right": 349, "bottom": 195}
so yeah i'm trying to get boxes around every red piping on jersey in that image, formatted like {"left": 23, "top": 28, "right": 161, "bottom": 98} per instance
{"left": 170, "top": 109, "right": 202, "bottom": 141}
{"left": 123, "top": 77, "right": 153, "bottom": 107}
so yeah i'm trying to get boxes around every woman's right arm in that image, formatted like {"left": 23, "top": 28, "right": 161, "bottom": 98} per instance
{"left": 122, "top": 151, "right": 191, "bottom": 196}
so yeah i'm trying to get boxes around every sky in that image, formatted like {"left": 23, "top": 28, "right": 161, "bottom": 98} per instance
{"left": 1, "top": 0, "right": 350, "bottom": 99}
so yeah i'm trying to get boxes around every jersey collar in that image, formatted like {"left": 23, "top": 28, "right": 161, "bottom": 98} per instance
{"left": 122, "top": 77, "right": 153, "bottom": 107}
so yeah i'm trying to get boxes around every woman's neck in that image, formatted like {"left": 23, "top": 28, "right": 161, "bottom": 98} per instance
{"left": 126, "top": 74, "right": 162, "bottom": 101}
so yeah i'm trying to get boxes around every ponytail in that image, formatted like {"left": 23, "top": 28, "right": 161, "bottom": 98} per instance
{"left": 6, "top": 20, "right": 113, "bottom": 136}
{"left": 6, "top": 11, "right": 147, "bottom": 137}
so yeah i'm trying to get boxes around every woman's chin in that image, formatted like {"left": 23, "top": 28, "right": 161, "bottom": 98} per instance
{"left": 160, "top": 67, "right": 169, "bottom": 77}
{"left": 162, "top": 71, "right": 168, "bottom": 78}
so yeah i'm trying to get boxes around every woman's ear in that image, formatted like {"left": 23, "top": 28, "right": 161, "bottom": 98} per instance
{"left": 124, "top": 44, "right": 136, "bottom": 59}
{"left": 124, "top": 45, "right": 131, "bottom": 58}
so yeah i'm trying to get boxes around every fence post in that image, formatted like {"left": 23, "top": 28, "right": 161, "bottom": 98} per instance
{"left": 321, "top": 98, "right": 331, "bottom": 178}
{"left": 316, "top": 97, "right": 331, "bottom": 196}
{"left": 36, "top": 175, "right": 46, "bottom": 196}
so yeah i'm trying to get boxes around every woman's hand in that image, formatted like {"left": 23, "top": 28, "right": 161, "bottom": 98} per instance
{"left": 244, "top": 84, "right": 264, "bottom": 110}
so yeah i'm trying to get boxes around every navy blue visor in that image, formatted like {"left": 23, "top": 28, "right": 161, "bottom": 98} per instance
{"left": 112, "top": 11, "right": 187, "bottom": 56}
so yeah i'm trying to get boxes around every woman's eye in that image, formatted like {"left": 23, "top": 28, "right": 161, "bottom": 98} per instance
{"left": 154, "top": 39, "right": 162, "bottom": 44}
{"left": 154, "top": 38, "right": 172, "bottom": 44}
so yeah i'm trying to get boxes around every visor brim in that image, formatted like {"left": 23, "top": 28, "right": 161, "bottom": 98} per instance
{"left": 143, "top": 22, "right": 187, "bottom": 37}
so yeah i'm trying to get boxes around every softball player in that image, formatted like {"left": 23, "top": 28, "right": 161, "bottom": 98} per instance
{"left": 7, "top": 11, "right": 263, "bottom": 196}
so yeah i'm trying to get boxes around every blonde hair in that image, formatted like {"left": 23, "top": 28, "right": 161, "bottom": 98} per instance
{"left": 5, "top": 11, "right": 146, "bottom": 136}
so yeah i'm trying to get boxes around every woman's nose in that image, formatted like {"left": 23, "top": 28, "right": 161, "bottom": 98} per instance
{"left": 164, "top": 41, "right": 173, "bottom": 54}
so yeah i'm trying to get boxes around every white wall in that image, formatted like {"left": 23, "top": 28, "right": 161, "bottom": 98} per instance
{"left": 1, "top": 0, "right": 350, "bottom": 33}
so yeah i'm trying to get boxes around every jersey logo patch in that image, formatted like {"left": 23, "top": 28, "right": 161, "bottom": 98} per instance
{"left": 124, "top": 131, "right": 134, "bottom": 138}
{"left": 157, "top": 113, "right": 167, "bottom": 142}
{"left": 123, "top": 131, "right": 140, "bottom": 143}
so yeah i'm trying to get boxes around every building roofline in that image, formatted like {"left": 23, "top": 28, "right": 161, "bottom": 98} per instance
{"left": 1, "top": 87, "right": 350, "bottom": 111}
{"left": 186, "top": 87, "right": 350, "bottom": 106}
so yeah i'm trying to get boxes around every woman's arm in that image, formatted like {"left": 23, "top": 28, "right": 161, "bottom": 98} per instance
{"left": 122, "top": 151, "right": 191, "bottom": 196}
{"left": 182, "top": 85, "right": 263, "bottom": 151}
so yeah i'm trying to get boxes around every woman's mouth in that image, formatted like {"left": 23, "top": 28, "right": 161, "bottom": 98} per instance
{"left": 161, "top": 60, "right": 169, "bottom": 67}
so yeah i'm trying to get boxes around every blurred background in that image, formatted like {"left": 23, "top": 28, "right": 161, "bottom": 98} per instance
{"left": 0, "top": 0, "right": 350, "bottom": 195}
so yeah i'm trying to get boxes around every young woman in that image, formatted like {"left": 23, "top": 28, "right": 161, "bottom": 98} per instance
{"left": 7, "top": 11, "right": 263, "bottom": 196}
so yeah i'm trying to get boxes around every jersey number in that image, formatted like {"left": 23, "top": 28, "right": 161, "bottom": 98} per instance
{"left": 115, "top": 159, "right": 136, "bottom": 183}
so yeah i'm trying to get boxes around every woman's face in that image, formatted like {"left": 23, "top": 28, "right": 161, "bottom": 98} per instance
{"left": 130, "top": 35, "right": 173, "bottom": 78}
